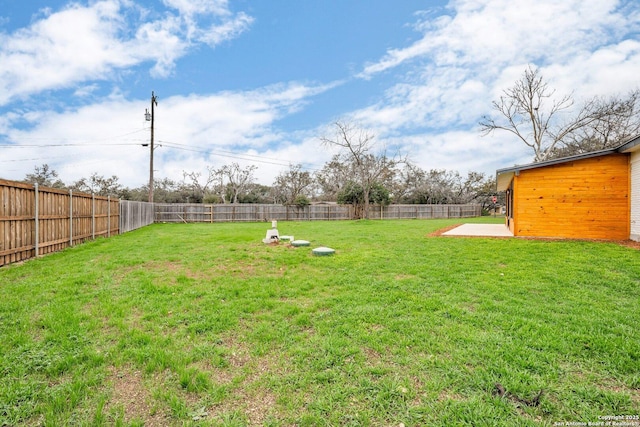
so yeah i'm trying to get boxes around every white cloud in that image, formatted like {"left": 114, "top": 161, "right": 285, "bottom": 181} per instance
{"left": 162, "top": 0, "right": 231, "bottom": 17}
{"left": 381, "top": 129, "right": 531, "bottom": 179}
{"left": 351, "top": 0, "right": 640, "bottom": 172}
{"left": 360, "top": 0, "right": 631, "bottom": 79}
{"left": 0, "top": 81, "right": 336, "bottom": 187}
{"left": 197, "top": 12, "right": 253, "bottom": 47}
{"left": 3, "top": 0, "right": 640, "bottom": 190}
{"left": 73, "top": 84, "right": 101, "bottom": 98}
{"left": 0, "top": 0, "right": 253, "bottom": 105}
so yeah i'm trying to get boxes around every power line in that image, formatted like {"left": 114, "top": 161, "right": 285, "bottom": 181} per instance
{"left": 0, "top": 142, "right": 144, "bottom": 148}
{"left": 0, "top": 155, "right": 71, "bottom": 163}
{"left": 158, "top": 141, "right": 291, "bottom": 166}
{"left": 157, "top": 140, "right": 322, "bottom": 171}
{"left": 1, "top": 138, "right": 324, "bottom": 172}
{"left": 0, "top": 128, "right": 148, "bottom": 143}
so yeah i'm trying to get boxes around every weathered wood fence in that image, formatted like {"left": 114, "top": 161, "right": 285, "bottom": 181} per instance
{"left": 0, "top": 179, "right": 119, "bottom": 267}
{"left": 1, "top": 176, "right": 482, "bottom": 267}
{"left": 154, "top": 203, "right": 482, "bottom": 223}
{"left": 120, "top": 200, "right": 155, "bottom": 233}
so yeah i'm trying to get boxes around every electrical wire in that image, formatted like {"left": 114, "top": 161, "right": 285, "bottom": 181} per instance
{"left": 0, "top": 128, "right": 148, "bottom": 144}
{"left": 157, "top": 140, "right": 324, "bottom": 172}
{"left": 0, "top": 155, "right": 71, "bottom": 163}
{"left": 1, "top": 138, "right": 323, "bottom": 172}
{"left": 157, "top": 140, "right": 293, "bottom": 167}
{"left": 0, "top": 142, "right": 145, "bottom": 148}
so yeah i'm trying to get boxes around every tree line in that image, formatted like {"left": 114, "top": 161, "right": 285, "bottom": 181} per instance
{"left": 21, "top": 129, "right": 498, "bottom": 220}
{"left": 21, "top": 65, "right": 637, "bottom": 219}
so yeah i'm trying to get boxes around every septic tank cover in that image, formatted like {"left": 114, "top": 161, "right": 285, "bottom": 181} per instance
{"left": 312, "top": 247, "right": 335, "bottom": 256}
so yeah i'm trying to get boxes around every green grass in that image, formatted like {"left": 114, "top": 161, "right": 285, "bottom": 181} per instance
{"left": 1, "top": 218, "right": 639, "bottom": 426}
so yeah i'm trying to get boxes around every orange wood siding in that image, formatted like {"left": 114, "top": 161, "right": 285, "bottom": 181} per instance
{"left": 513, "top": 154, "right": 630, "bottom": 239}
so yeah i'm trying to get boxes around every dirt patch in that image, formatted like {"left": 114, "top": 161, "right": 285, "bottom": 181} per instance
{"left": 105, "top": 366, "right": 169, "bottom": 426}
{"left": 201, "top": 329, "right": 284, "bottom": 425}
{"left": 493, "top": 382, "right": 543, "bottom": 408}
{"left": 244, "top": 389, "right": 278, "bottom": 426}
{"left": 362, "top": 346, "right": 383, "bottom": 366}
{"left": 209, "top": 387, "right": 279, "bottom": 426}
{"left": 428, "top": 224, "right": 462, "bottom": 236}
{"left": 597, "top": 378, "right": 640, "bottom": 403}
{"left": 438, "top": 389, "right": 465, "bottom": 402}
{"left": 517, "top": 236, "right": 640, "bottom": 250}
{"left": 409, "top": 376, "right": 425, "bottom": 406}
{"left": 617, "top": 239, "right": 640, "bottom": 250}
{"left": 208, "top": 353, "right": 281, "bottom": 425}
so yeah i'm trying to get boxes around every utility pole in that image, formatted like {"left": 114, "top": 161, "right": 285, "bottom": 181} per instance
{"left": 145, "top": 91, "right": 158, "bottom": 203}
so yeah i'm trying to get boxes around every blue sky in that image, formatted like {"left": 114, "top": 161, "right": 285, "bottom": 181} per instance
{"left": 1, "top": 0, "right": 639, "bottom": 187}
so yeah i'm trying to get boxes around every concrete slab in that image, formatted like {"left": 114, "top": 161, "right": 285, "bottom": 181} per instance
{"left": 442, "top": 224, "right": 513, "bottom": 237}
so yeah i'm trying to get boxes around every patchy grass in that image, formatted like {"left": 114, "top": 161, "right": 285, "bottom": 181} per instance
{"left": 0, "top": 218, "right": 639, "bottom": 426}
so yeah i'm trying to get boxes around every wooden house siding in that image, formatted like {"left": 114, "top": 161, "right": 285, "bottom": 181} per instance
{"left": 511, "top": 154, "right": 630, "bottom": 239}
{"left": 631, "top": 150, "right": 640, "bottom": 241}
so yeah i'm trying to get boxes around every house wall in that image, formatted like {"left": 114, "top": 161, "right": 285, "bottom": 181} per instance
{"left": 513, "top": 154, "right": 630, "bottom": 239}
{"left": 631, "top": 150, "right": 640, "bottom": 241}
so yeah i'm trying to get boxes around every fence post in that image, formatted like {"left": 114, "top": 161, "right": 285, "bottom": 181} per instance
{"left": 34, "top": 183, "right": 39, "bottom": 257}
{"left": 69, "top": 189, "right": 73, "bottom": 246}
{"left": 107, "top": 195, "right": 111, "bottom": 237}
{"left": 92, "top": 193, "right": 95, "bottom": 240}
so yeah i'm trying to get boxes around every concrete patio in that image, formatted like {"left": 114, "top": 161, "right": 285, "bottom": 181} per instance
{"left": 442, "top": 223, "right": 513, "bottom": 237}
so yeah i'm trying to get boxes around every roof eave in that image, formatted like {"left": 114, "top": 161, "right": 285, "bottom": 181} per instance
{"left": 495, "top": 133, "right": 640, "bottom": 192}
{"left": 617, "top": 134, "right": 640, "bottom": 153}
{"left": 496, "top": 171, "right": 514, "bottom": 192}
{"left": 495, "top": 148, "right": 620, "bottom": 192}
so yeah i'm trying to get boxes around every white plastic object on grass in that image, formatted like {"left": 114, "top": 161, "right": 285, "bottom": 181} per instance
{"left": 291, "top": 240, "right": 310, "bottom": 247}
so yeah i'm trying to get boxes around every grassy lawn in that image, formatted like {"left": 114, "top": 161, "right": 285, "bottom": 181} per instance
{"left": 1, "top": 218, "right": 639, "bottom": 426}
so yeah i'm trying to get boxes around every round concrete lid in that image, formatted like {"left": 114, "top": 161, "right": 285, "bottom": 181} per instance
{"left": 312, "top": 246, "right": 335, "bottom": 256}
{"left": 291, "top": 240, "right": 310, "bottom": 247}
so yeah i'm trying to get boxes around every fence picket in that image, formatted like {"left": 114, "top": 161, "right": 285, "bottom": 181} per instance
{"left": 0, "top": 179, "right": 121, "bottom": 267}
{"left": 1, "top": 176, "right": 482, "bottom": 268}
{"left": 153, "top": 203, "right": 481, "bottom": 223}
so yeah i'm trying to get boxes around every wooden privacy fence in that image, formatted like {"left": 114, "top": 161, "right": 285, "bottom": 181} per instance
{"left": 0, "top": 179, "right": 119, "bottom": 267}
{"left": 154, "top": 203, "right": 482, "bottom": 223}
{"left": 120, "top": 200, "right": 155, "bottom": 233}
{"left": 1, "top": 178, "right": 481, "bottom": 267}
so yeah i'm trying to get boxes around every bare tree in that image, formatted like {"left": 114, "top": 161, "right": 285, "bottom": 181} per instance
{"left": 221, "top": 162, "right": 258, "bottom": 204}
{"left": 314, "top": 155, "right": 352, "bottom": 201}
{"left": 70, "top": 173, "right": 122, "bottom": 196}
{"left": 551, "top": 89, "right": 640, "bottom": 157}
{"left": 480, "top": 66, "right": 605, "bottom": 162}
{"left": 24, "top": 164, "right": 66, "bottom": 188}
{"left": 392, "top": 165, "right": 493, "bottom": 207}
{"left": 183, "top": 166, "right": 224, "bottom": 203}
{"left": 391, "top": 162, "right": 427, "bottom": 204}
{"left": 182, "top": 163, "right": 258, "bottom": 203}
{"left": 320, "top": 121, "right": 396, "bottom": 218}
{"left": 271, "top": 164, "right": 314, "bottom": 205}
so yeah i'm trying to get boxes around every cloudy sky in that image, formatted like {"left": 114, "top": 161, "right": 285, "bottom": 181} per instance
{"left": 1, "top": 0, "right": 639, "bottom": 188}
